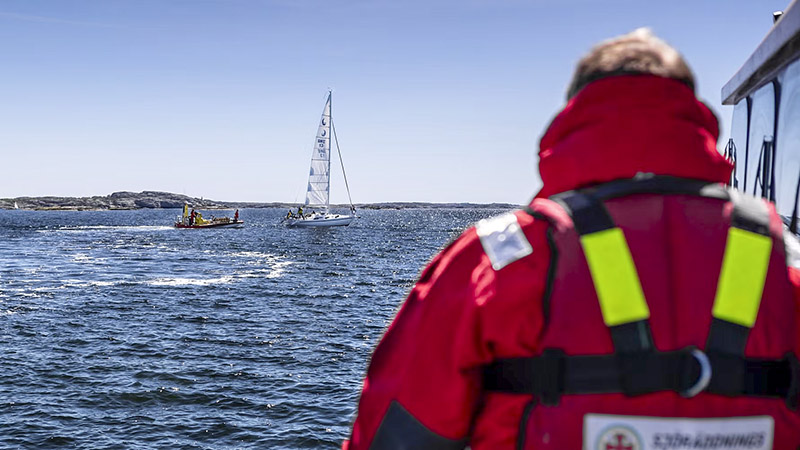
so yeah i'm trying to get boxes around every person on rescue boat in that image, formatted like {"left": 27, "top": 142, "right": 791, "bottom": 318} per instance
{"left": 343, "top": 28, "right": 800, "bottom": 449}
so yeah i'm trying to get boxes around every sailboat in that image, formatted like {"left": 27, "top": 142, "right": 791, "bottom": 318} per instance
{"left": 285, "top": 91, "right": 356, "bottom": 227}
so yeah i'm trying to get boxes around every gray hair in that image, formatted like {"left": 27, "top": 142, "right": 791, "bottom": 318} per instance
{"left": 566, "top": 28, "right": 696, "bottom": 99}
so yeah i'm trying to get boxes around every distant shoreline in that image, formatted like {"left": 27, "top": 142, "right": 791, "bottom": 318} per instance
{"left": 0, "top": 191, "right": 518, "bottom": 211}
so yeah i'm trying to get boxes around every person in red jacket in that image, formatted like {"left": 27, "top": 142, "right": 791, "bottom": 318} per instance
{"left": 344, "top": 28, "right": 800, "bottom": 449}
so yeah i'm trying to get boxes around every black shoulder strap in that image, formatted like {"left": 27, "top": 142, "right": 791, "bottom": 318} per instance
{"left": 551, "top": 188, "right": 654, "bottom": 354}
{"left": 706, "top": 190, "right": 773, "bottom": 356}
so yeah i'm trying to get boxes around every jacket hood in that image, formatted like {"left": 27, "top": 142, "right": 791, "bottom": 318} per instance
{"left": 535, "top": 75, "right": 732, "bottom": 199}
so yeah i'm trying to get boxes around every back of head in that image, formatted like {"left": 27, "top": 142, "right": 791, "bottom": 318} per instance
{"left": 536, "top": 28, "right": 730, "bottom": 199}
{"left": 565, "top": 28, "right": 695, "bottom": 99}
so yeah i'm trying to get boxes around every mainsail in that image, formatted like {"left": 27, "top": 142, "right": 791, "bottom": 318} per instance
{"left": 305, "top": 92, "right": 332, "bottom": 209}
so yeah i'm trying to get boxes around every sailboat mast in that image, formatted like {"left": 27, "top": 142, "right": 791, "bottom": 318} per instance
{"left": 325, "top": 91, "right": 332, "bottom": 211}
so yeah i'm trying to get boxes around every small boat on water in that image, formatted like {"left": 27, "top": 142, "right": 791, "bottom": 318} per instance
{"left": 285, "top": 90, "right": 356, "bottom": 228}
{"left": 175, "top": 204, "right": 243, "bottom": 229}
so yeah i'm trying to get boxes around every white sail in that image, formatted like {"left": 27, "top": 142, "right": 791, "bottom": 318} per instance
{"left": 304, "top": 92, "right": 332, "bottom": 209}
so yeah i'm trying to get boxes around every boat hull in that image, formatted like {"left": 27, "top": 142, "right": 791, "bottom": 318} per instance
{"left": 285, "top": 215, "right": 353, "bottom": 227}
{"left": 175, "top": 220, "right": 244, "bottom": 229}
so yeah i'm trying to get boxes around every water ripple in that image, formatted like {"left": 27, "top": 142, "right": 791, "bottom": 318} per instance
{"left": 0, "top": 207, "right": 509, "bottom": 448}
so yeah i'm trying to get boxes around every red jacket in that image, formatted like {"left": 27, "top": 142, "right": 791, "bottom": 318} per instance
{"left": 344, "top": 76, "right": 800, "bottom": 449}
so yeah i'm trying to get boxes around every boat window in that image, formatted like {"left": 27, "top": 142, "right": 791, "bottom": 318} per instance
{"left": 751, "top": 136, "right": 775, "bottom": 201}
{"left": 746, "top": 83, "right": 776, "bottom": 199}
{"left": 729, "top": 100, "right": 749, "bottom": 190}
{"left": 777, "top": 59, "right": 800, "bottom": 224}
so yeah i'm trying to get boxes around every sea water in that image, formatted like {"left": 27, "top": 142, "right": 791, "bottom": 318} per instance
{"left": 0, "top": 207, "right": 509, "bottom": 449}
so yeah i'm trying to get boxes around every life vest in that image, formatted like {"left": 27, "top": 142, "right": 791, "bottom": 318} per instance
{"left": 483, "top": 175, "right": 800, "bottom": 449}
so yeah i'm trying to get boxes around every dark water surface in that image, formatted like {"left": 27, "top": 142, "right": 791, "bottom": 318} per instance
{"left": 0, "top": 208, "right": 509, "bottom": 449}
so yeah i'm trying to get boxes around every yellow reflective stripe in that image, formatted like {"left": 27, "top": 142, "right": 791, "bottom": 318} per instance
{"left": 580, "top": 228, "right": 650, "bottom": 327}
{"left": 712, "top": 227, "right": 772, "bottom": 328}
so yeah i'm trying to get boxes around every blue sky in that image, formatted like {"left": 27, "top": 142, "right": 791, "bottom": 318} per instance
{"left": 0, "top": 0, "right": 790, "bottom": 204}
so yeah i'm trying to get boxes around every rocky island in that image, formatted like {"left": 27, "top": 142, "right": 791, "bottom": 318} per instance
{"left": 0, "top": 191, "right": 517, "bottom": 211}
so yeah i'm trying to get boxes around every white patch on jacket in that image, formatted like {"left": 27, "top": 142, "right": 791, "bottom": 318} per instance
{"left": 476, "top": 212, "right": 533, "bottom": 271}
